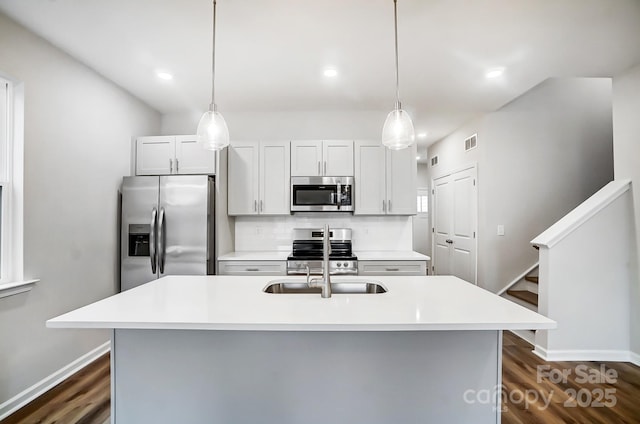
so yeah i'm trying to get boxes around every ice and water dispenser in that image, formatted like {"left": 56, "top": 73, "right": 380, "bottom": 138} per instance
{"left": 128, "top": 224, "right": 151, "bottom": 257}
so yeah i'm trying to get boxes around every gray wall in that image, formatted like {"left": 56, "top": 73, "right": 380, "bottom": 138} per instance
{"left": 428, "top": 78, "right": 614, "bottom": 293}
{"left": 0, "top": 13, "right": 160, "bottom": 404}
{"left": 612, "top": 63, "right": 640, "bottom": 358}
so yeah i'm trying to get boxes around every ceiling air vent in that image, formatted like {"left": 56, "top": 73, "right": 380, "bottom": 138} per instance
{"left": 430, "top": 155, "right": 439, "bottom": 167}
{"left": 464, "top": 134, "right": 477, "bottom": 151}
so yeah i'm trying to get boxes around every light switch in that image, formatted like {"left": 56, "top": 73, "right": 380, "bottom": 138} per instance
{"left": 497, "top": 225, "right": 505, "bottom": 236}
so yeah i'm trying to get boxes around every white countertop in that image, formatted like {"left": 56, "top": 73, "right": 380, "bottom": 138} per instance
{"left": 47, "top": 275, "right": 555, "bottom": 332}
{"left": 218, "top": 251, "right": 430, "bottom": 261}
{"left": 218, "top": 251, "right": 290, "bottom": 261}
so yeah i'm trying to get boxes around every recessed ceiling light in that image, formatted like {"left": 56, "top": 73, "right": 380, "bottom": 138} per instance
{"left": 323, "top": 68, "right": 338, "bottom": 78}
{"left": 416, "top": 155, "right": 421, "bottom": 160}
{"left": 485, "top": 68, "right": 505, "bottom": 79}
{"left": 156, "top": 71, "right": 173, "bottom": 81}
{"left": 417, "top": 132, "right": 428, "bottom": 139}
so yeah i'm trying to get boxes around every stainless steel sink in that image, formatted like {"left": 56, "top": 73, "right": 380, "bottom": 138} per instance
{"left": 263, "top": 279, "right": 387, "bottom": 294}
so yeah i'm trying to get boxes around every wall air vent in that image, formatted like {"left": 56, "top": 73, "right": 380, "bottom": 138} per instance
{"left": 430, "top": 155, "right": 439, "bottom": 167}
{"left": 464, "top": 134, "right": 477, "bottom": 151}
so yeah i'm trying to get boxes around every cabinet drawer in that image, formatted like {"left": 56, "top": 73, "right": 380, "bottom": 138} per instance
{"left": 358, "top": 261, "right": 427, "bottom": 276}
{"left": 218, "top": 261, "right": 286, "bottom": 276}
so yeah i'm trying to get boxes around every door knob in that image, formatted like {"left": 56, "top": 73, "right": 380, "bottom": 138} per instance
{"left": 445, "top": 239, "right": 453, "bottom": 244}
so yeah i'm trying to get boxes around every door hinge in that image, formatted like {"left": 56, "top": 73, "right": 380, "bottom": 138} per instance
{"left": 473, "top": 179, "right": 476, "bottom": 186}
{"left": 473, "top": 231, "right": 476, "bottom": 238}
{"left": 431, "top": 189, "right": 434, "bottom": 195}
{"left": 432, "top": 227, "right": 435, "bottom": 233}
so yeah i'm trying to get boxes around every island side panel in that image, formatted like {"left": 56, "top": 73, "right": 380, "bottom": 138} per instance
{"left": 113, "top": 329, "right": 500, "bottom": 424}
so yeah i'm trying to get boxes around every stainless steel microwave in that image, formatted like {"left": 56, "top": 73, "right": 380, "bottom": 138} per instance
{"left": 291, "top": 176, "right": 354, "bottom": 212}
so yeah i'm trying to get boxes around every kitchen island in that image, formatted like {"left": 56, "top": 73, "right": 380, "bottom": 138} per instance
{"left": 48, "top": 275, "right": 555, "bottom": 424}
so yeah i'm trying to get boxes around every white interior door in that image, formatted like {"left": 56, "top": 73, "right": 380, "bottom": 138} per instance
{"left": 451, "top": 168, "right": 477, "bottom": 283}
{"left": 433, "top": 176, "right": 453, "bottom": 275}
{"left": 432, "top": 166, "right": 477, "bottom": 284}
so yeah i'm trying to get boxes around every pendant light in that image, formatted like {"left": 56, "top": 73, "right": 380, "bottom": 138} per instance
{"left": 197, "top": 0, "right": 230, "bottom": 151}
{"left": 381, "top": 0, "right": 415, "bottom": 150}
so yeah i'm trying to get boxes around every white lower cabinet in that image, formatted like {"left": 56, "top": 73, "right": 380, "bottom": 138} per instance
{"left": 227, "top": 141, "right": 290, "bottom": 215}
{"left": 358, "top": 261, "right": 427, "bottom": 276}
{"left": 136, "top": 135, "right": 216, "bottom": 175}
{"left": 218, "top": 261, "right": 286, "bottom": 276}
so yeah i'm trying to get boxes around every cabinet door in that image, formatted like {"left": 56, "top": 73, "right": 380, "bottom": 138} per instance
{"left": 260, "top": 141, "right": 291, "bottom": 215}
{"left": 323, "top": 140, "right": 354, "bottom": 176}
{"left": 218, "top": 261, "right": 286, "bottom": 276}
{"left": 354, "top": 141, "right": 386, "bottom": 215}
{"left": 386, "top": 143, "right": 417, "bottom": 215}
{"left": 175, "top": 135, "right": 216, "bottom": 175}
{"left": 358, "top": 261, "right": 427, "bottom": 276}
{"left": 228, "top": 142, "right": 259, "bottom": 215}
{"left": 291, "top": 140, "right": 322, "bottom": 176}
{"left": 136, "top": 136, "right": 175, "bottom": 175}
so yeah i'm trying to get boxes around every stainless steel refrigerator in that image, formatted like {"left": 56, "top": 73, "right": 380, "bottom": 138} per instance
{"left": 120, "top": 175, "right": 215, "bottom": 291}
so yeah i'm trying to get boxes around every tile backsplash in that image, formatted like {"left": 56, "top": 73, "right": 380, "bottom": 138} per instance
{"left": 235, "top": 215, "right": 413, "bottom": 252}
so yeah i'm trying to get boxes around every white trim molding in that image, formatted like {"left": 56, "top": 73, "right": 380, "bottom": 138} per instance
{"left": 631, "top": 351, "right": 640, "bottom": 367}
{"left": 497, "top": 262, "right": 539, "bottom": 296}
{"left": 0, "top": 279, "right": 38, "bottom": 299}
{"left": 533, "top": 345, "right": 638, "bottom": 363}
{"left": 531, "top": 179, "right": 631, "bottom": 248}
{"left": 0, "top": 341, "right": 110, "bottom": 420}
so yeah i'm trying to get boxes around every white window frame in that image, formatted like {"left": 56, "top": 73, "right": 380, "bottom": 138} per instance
{"left": 0, "top": 74, "right": 37, "bottom": 297}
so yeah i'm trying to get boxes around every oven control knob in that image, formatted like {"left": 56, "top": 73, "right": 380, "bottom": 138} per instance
{"left": 336, "top": 263, "right": 342, "bottom": 267}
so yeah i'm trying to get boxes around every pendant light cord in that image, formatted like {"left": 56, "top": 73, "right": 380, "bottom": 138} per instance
{"left": 211, "top": 0, "right": 217, "bottom": 111}
{"left": 393, "top": 0, "right": 400, "bottom": 108}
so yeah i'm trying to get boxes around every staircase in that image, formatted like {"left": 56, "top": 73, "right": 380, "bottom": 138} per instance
{"left": 505, "top": 275, "right": 538, "bottom": 310}
{"left": 500, "top": 266, "right": 539, "bottom": 344}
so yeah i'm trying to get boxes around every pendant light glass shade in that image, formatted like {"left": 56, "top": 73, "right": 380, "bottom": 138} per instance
{"left": 382, "top": 106, "right": 415, "bottom": 150}
{"left": 382, "top": 0, "right": 415, "bottom": 150}
{"left": 197, "top": 107, "right": 229, "bottom": 150}
{"left": 199, "top": 0, "right": 229, "bottom": 151}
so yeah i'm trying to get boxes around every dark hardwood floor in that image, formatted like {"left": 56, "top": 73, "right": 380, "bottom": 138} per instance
{"left": 502, "top": 332, "right": 640, "bottom": 424}
{"left": 0, "top": 354, "right": 110, "bottom": 424}
{"left": 2, "top": 334, "right": 639, "bottom": 423}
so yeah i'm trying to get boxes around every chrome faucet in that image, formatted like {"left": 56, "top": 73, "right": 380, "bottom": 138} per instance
{"left": 308, "top": 224, "right": 332, "bottom": 298}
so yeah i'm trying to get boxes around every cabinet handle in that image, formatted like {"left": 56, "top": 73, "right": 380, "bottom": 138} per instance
{"left": 317, "top": 161, "right": 321, "bottom": 175}
{"left": 254, "top": 200, "right": 257, "bottom": 212}
{"left": 382, "top": 200, "right": 386, "bottom": 212}
{"left": 385, "top": 268, "right": 400, "bottom": 272}
{"left": 260, "top": 200, "right": 263, "bottom": 212}
{"left": 169, "top": 159, "right": 173, "bottom": 174}
{"left": 176, "top": 159, "right": 179, "bottom": 173}
{"left": 324, "top": 161, "right": 327, "bottom": 175}
{"left": 246, "top": 268, "right": 259, "bottom": 272}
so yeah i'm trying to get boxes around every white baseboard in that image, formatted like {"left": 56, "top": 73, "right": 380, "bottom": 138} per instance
{"left": 533, "top": 345, "right": 636, "bottom": 362}
{"left": 0, "top": 341, "right": 111, "bottom": 420}
{"left": 630, "top": 351, "right": 640, "bottom": 367}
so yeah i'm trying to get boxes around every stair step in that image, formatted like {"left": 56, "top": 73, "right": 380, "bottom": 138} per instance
{"left": 506, "top": 289, "right": 538, "bottom": 306}
{"left": 524, "top": 276, "right": 539, "bottom": 284}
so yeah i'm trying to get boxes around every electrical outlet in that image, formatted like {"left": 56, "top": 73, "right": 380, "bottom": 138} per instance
{"left": 497, "top": 225, "right": 505, "bottom": 236}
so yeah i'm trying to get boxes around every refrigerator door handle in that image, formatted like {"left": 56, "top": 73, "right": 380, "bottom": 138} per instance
{"left": 150, "top": 208, "right": 157, "bottom": 274}
{"left": 158, "top": 207, "right": 166, "bottom": 274}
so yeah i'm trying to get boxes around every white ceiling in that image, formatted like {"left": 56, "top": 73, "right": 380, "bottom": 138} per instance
{"left": 1, "top": 0, "right": 640, "bottom": 150}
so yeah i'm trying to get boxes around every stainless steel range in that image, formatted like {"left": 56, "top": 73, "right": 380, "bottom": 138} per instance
{"left": 287, "top": 228, "right": 357, "bottom": 275}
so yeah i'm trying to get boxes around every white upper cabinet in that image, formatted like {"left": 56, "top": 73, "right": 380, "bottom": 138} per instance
{"left": 228, "top": 141, "right": 290, "bottom": 216}
{"left": 136, "top": 135, "right": 215, "bottom": 175}
{"left": 291, "top": 140, "right": 354, "bottom": 176}
{"left": 354, "top": 141, "right": 417, "bottom": 215}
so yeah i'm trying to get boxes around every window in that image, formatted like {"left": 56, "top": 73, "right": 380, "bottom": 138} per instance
{"left": 416, "top": 189, "right": 429, "bottom": 215}
{"left": 0, "top": 74, "right": 33, "bottom": 296}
